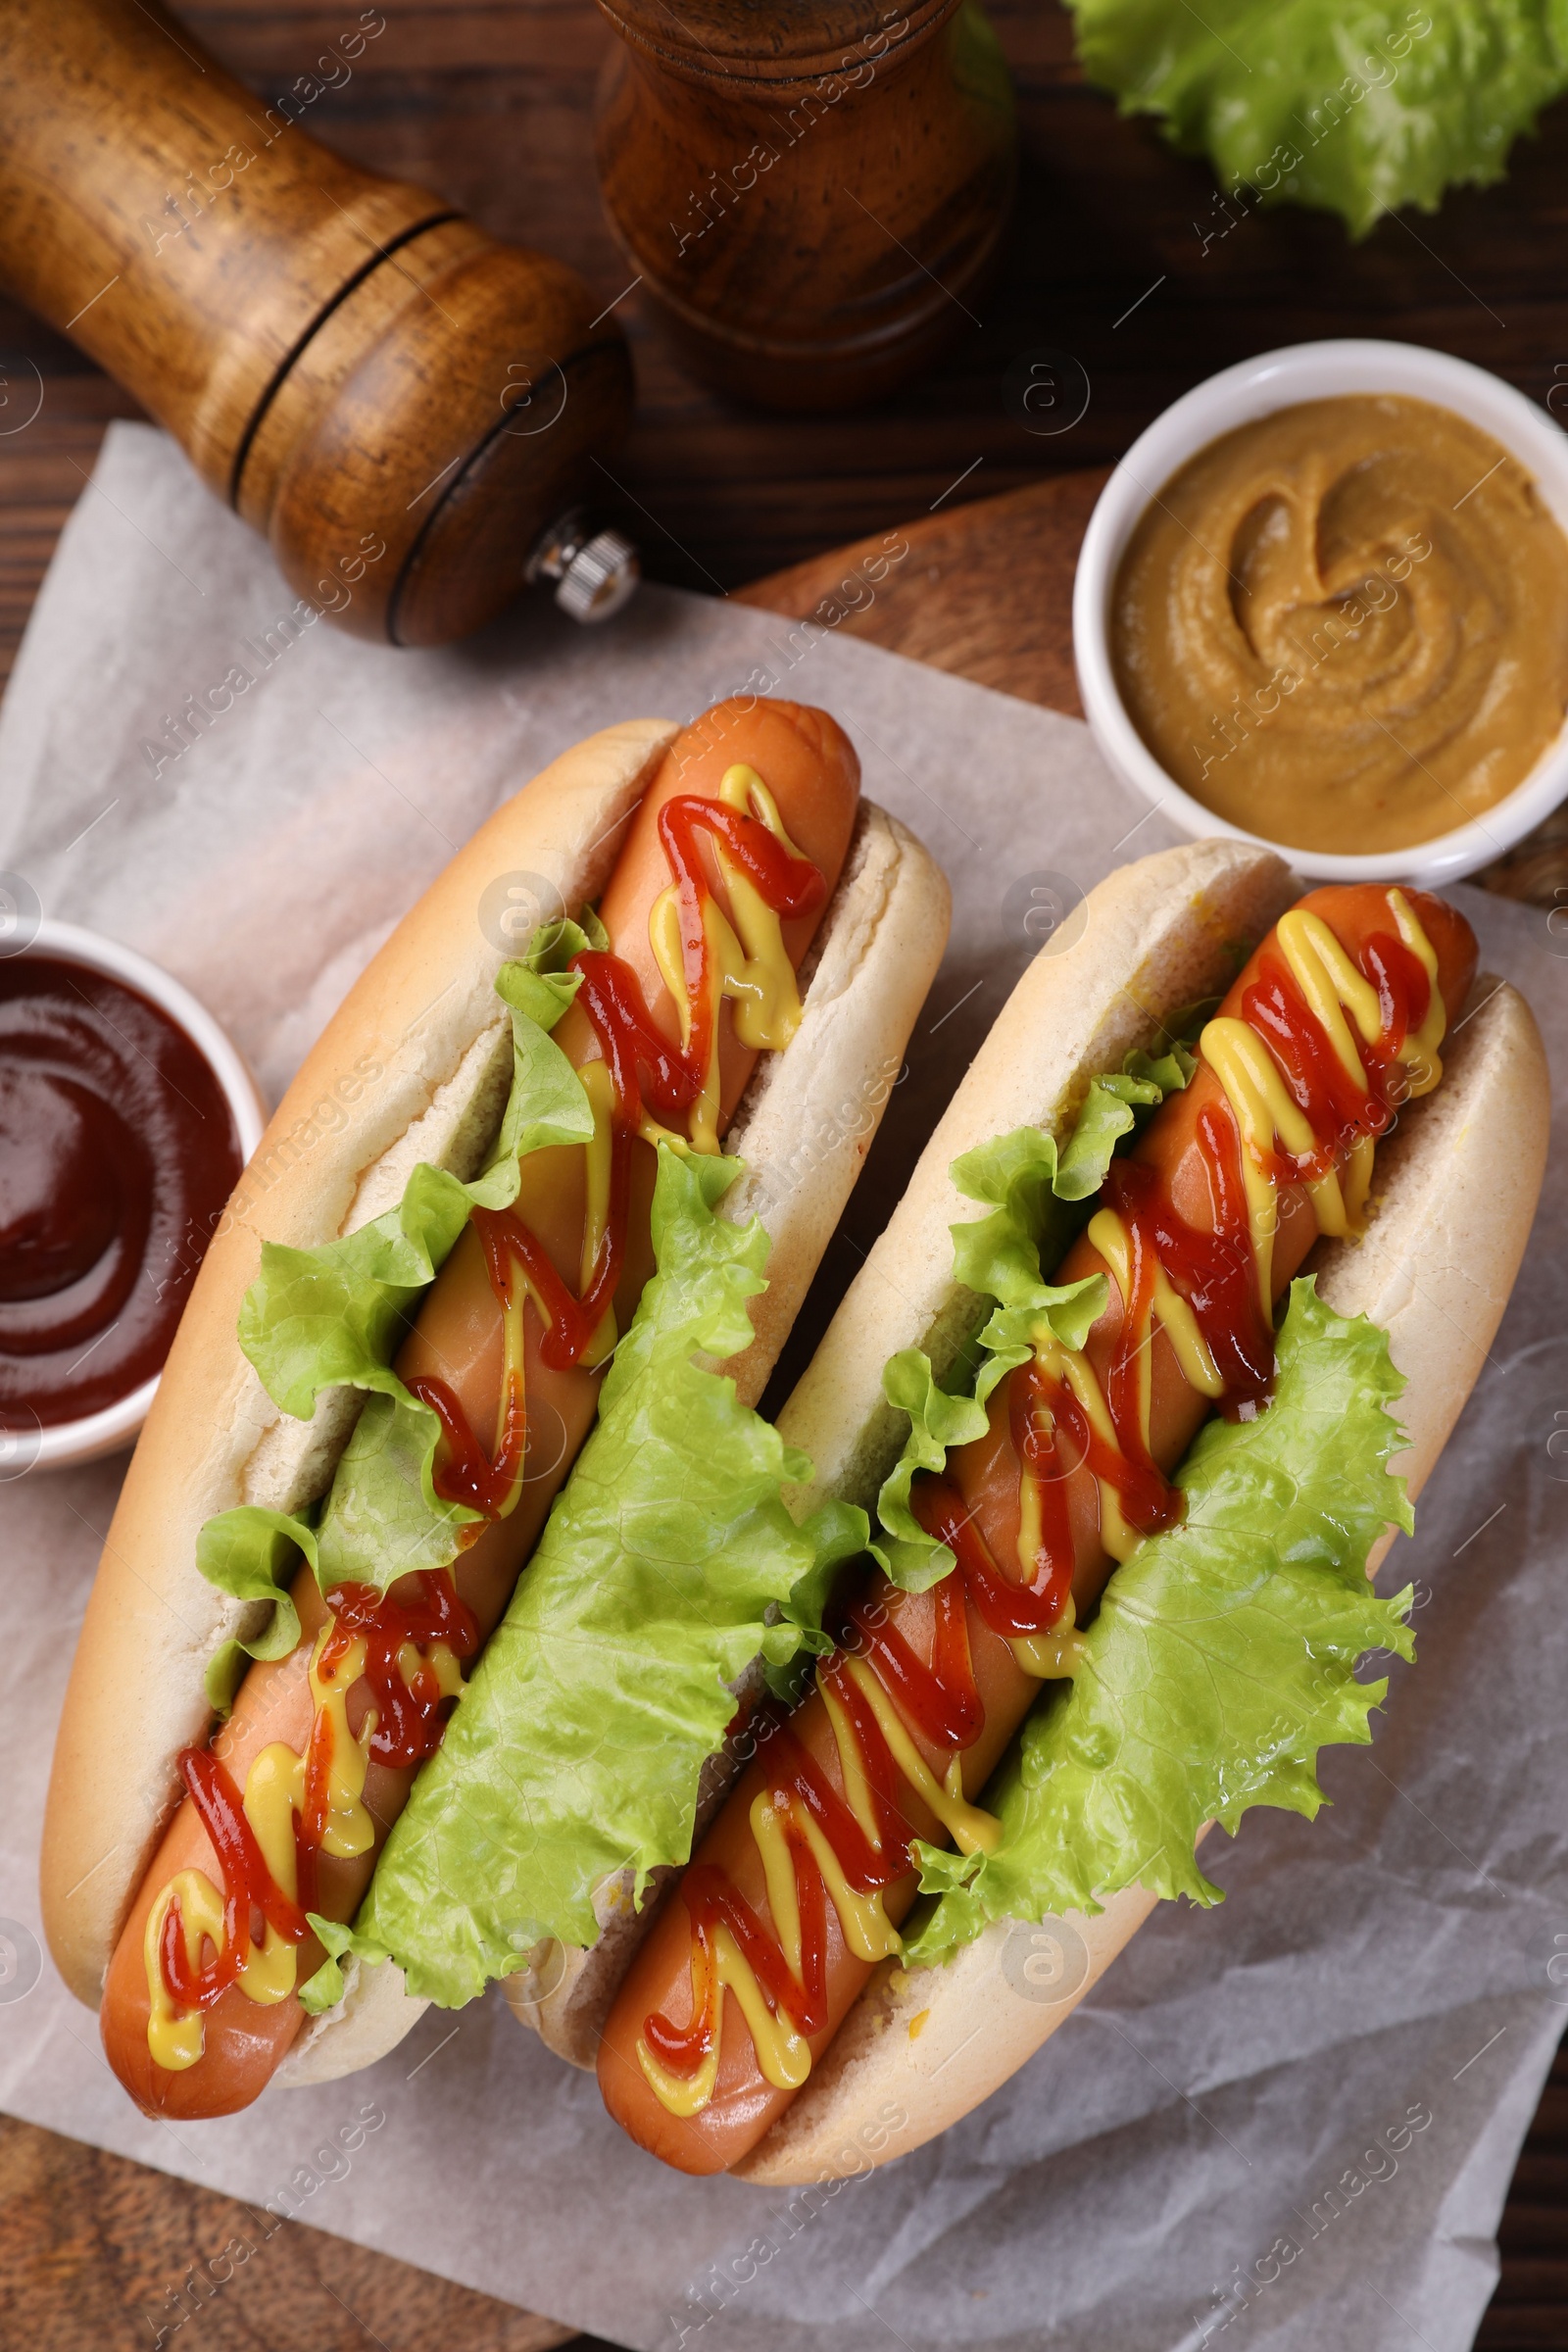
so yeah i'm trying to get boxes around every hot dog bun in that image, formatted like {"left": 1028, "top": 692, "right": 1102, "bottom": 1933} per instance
{"left": 42, "top": 713, "right": 952, "bottom": 2093}
{"left": 732, "top": 892, "right": 1546, "bottom": 2183}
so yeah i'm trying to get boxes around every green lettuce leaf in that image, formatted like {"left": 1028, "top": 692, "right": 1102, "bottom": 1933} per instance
{"left": 1065, "top": 0, "right": 1568, "bottom": 238}
{"left": 238, "top": 1158, "right": 476, "bottom": 1425}
{"left": 768, "top": 1497, "right": 879, "bottom": 1689}
{"left": 871, "top": 1046, "right": 1194, "bottom": 1592}
{"left": 354, "top": 1146, "right": 870, "bottom": 2006}
{"left": 220, "top": 925, "right": 600, "bottom": 1602}
{"left": 196, "top": 1507, "right": 319, "bottom": 1713}
{"left": 297, "top": 1915, "right": 391, "bottom": 2016}
{"left": 870, "top": 1355, "right": 993, "bottom": 1593}
{"left": 905, "top": 1280, "right": 1414, "bottom": 1965}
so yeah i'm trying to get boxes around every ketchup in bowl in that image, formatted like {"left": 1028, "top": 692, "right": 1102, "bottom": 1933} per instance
{"left": 0, "top": 956, "right": 244, "bottom": 1427}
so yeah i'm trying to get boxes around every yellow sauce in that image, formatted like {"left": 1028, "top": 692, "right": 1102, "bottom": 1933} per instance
{"left": 649, "top": 762, "right": 810, "bottom": 1154}
{"left": 1390, "top": 890, "right": 1446, "bottom": 1092}
{"left": 633, "top": 1642, "right": 1004, "bottom": 2116}
{"left": 1200, "top": 1016, "right": 1321, "bottom": 1308}
{"left": 1028, "top": 1327, "right": 1143, "bottom": 1564}
{"left": 637, "top": 1921, "right": 814, "bottom": 2115}
{"left": 1111, "top": 395, "right": 1568, "bottom": 855}
{"left": 144, "top": 1870, "right": 225, "bottom": 2073}
{"left": 839, "top": 1657, "right": 1002, "bottom": 1859}
{"left": 750, "top": 1788, "right": 901, "bottom": 1974}
{"left": 1009, "top": 1592, "right": 1089, "bottom": 1682}
{"left": 142, "top": 1619, "right": 460, "bottom": 2070}
{"left": 575, "top": 1058, "right": 619, "bottom": 1370}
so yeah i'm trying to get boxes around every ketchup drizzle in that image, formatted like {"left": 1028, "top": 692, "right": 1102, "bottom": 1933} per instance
{"left": 315, "top": 1573, "right": 479, "bottom": 1771}
{"left": 644, "top": 1517, "right": 997, "bottom": 2081}
{"left": 407, "top": 1358, "right": 528, "bottom": 1521}
{"left": 1106, "top": 1106, "right": 1274, "bottom": 1414}
{"left": 160, "top": 1572, "right": 477, "bottom": 2014}
{"left": 850, "top": 1553, "right": 984, "bottom": 1753}
{"left": 644, "top": 1723, "right": 900, "bottom": 2075}
{"left": 413, "top": 795, "right": 826, "bottom": 1517}
{"left": 161, "top": 1749, "right": 306, "bottom": 2014}
{"left": 915, "top": 1472, "right": 1077, "bottom": 1650}
{"left": 655, "top": 795, "right": 825, "bottom": 1100}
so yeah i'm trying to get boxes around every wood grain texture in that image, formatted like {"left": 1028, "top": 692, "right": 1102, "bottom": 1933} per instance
{"left": 1, "top": 0, "right": 1564, "bottom": 610}
{"left": 1484, "top": 2050, "right": 1568, "bottom": 2350}
{"left": 737, "top": 468, "right": 1106, "bottom": 714}
{"left": 0, "top": 2111, "right": 576, "bottom": 2351}
{"left": 1, "top": 3, "right": 1564, "bottom": 2344}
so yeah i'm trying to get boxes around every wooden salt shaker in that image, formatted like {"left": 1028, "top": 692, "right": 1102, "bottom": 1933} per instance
{"left": 594, "top": 0, "right": 1016, "bottom": 409}
{"left": 0, "top": 0, "right": 637, "bottom": 645}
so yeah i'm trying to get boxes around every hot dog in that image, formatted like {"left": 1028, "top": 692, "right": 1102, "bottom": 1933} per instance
{"left": 580, "top": 845, "right": 1547, "bottom": 2177}
{"left": 41, "top": 699, "right": 953, "bottom": 2118}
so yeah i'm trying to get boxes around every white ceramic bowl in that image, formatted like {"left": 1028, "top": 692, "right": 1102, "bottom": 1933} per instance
{"left": 1074, "top": 338, "right": 1568, "bottom": 884}
{"left": 3, "top": 920, "right": 267, "bottom": 1474}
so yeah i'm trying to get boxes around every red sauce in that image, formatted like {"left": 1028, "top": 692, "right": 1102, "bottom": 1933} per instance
{"left": 643, "top": 903, "right": 1439, "bottom": 2087}
{"left": 644, "top": 1732, "right": 896, "bottom": 2071}
{"left": 849, "top": 1547, "right": 984, "bottom": 1752}
{"left": 0, "top": 956, "right": 242, "bottom": 1426}
{"left": 314, "top": 1573, "right": 479, "bottom": 1772}
{"left": 573, "top": 946, "right": 701, "bottom": 1143}
{"left": 643, "top": 1560, "right": 993, "bottom": 2078}
{"left": 918, "top": 1466, "right": 1081, "bottom": 1648}
{"left": 654, "top": 794, "right": 826, "bottom": 1094}
{"left": 161, "top": 1570, "right": 475, "bottom": 2012}
{"left": 1239, "top": 929, "right": 1428, "bottom": 1178}
{"left": 413, "top": 793, "right": 826, "bottom": 1519}
{"left": 1099, "top": 928, "right": 1431, "bottom": 1435}
{"left": 162, "top": 1748, "right": 308, "bottom": 2013}
{"left": 1020, "top": 1348, "right": 1184, "bottom": 1550}
{"left": 1106, "top": 1103, "right": 1272, "bottom": 1412}
{"left": 406, "top": 1357, "right": 528, "bottom": 1522}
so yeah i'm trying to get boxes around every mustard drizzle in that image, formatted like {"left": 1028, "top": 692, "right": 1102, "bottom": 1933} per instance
{"left": 143, "top": 1621, "right": 462, "bottom": 2072}
{"left": 1007, "top": 889, "right": 1446, "bottom": 1589}
{"left": 649, "top": 764, "right": 810, "bottom": 1155}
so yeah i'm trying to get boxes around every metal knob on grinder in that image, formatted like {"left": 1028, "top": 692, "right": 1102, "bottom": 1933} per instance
{"left": 0, "top": 0, "right": 639, "bottom": 646}
{"left": 526, "top": 511, "right": 641, "bottom": 624}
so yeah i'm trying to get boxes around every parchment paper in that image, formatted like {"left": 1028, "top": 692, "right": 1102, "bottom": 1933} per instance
{"left": 1, "top": 422, "right": 1566, "bottom": 2352}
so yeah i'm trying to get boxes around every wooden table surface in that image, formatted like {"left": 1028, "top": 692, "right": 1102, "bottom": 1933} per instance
{"left": 3, "top": 5, "right": 1566, "bottom": 2347}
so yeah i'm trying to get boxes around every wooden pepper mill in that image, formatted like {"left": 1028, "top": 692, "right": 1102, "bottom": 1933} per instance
{"left": 0, "top": 0, "right": 638, "bottom": 645}
{"left": 594, "top": 0, "right": 1016, "bottom": 410}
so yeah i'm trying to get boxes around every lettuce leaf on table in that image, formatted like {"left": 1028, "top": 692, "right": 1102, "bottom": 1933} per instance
{"left": 905, "top": 1280, "right": 1414, "bottom": 1965}
{"left": 1066, "top": 0, "right": 1568, "bottom": 237}
{"left": 353, "top": 1147, "right": 867, "bottom": 2007}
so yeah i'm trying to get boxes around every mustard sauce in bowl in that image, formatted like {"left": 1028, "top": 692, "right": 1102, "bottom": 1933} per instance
{"left": 1109, "top": 393, "right": 1568, "bottom": 858}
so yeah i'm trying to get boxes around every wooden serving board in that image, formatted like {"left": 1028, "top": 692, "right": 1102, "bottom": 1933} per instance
{"left": 2, "top": 471, "right": 1565, "bottom": 2352}
{"left": 743, "top": 470, "right": 1106, "bottom": 719}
